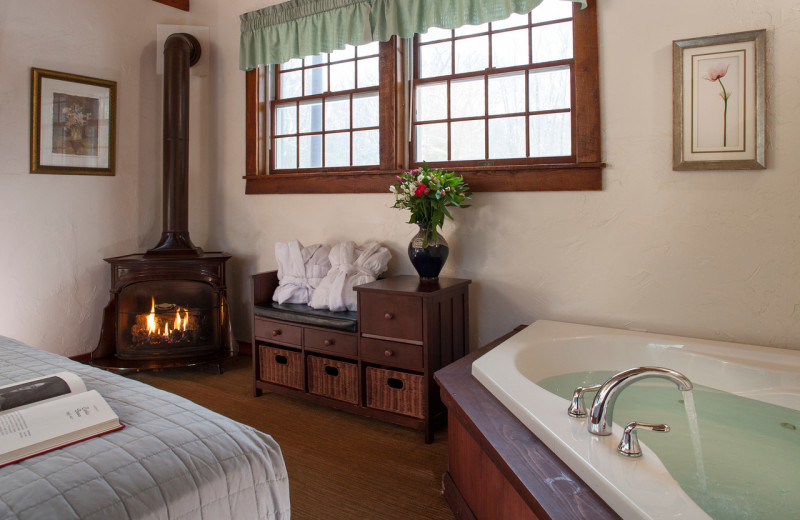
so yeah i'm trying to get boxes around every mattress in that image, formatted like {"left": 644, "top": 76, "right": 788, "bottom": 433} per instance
{"left": 0, "top": 336, "right": 290, "bottom": 520}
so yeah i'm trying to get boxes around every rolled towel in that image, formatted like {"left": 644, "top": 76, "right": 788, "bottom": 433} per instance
{"left": 273, "top": 240, "right": 331, "bottom": 304}
{"left": 309, "top": 240, "right": 391, "bottom": 311}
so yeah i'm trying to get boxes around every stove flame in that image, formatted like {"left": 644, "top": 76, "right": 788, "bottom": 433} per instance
{"left": 147, "top": 298, "right": 157, "bottom": 334}
{"left": 134, "top": 297, "right": 196, "bottom": 346}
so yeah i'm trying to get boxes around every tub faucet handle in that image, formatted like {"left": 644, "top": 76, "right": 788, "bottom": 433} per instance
{"left": 568, "top": 384, "right": 602, "bottom": 418}
{"left": 617, "top": 421, "right": 670, "bottom": 458}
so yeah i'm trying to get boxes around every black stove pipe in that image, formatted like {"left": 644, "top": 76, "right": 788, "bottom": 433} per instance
{"left": 146, "top": 33, "right": 202, "bottom": 257}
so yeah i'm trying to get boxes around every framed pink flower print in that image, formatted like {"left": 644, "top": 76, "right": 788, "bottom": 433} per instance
{"left": 673, "top": 30, "right": 765, "bottom": 170}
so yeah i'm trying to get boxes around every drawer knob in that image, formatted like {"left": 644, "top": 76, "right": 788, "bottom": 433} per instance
{"left": 323, "top": 339, "right": 334, "bottom": 346}
{"left": 271, "top": 329, "right": 281, "bottom": 337}
{"left": 384, "top": 349, "right": 393, "bottom": 357}
{"left": 384, "top": 313, "right": 393, "bottom": 320}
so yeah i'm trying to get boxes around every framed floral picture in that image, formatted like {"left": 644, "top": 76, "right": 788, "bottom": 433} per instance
{"left": 30, "top": 68, "right": 116, "bottom": 175}
{"left": 672, "top": 30, "right": 765, "bottom": 170}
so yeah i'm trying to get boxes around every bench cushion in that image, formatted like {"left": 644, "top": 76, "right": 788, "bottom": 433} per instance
{"left": 254, "top": 302, "right": 358, "bottom": 333}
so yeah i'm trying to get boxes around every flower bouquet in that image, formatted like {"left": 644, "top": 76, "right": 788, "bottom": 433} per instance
{"left": 390, "top": 163, "right": 471, "bottom": 281}
{"left": 390, "top": 163, "right": 471, "bottom": 248}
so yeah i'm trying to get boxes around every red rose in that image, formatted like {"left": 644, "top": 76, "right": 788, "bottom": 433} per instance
{"left": 414, "top": 185, "right": 427, "bottom": 197}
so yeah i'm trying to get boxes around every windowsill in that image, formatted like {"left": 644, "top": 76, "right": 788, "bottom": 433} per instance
{"left": 244, "top": 162, "right": 604, "bottom": 194}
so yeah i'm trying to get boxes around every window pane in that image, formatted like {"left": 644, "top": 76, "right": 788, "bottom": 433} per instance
{"left": 531, "top": 0, "right": 573, "bottom": 24}
{"left": 305, "top": 53, "right": 326, "bottom": 66}
{"left": 275, "top": 104, "right": 297, "bottom": 135}
{"left": 330, "top": 61, "right": 355, "bottom": 91}
{"left": 488, "top": 72, "right": 525, "bottom": 115}
{"left": 357, "top": 41, "right": 379, "bottom": 57}
{"left": 454, "top": 24, "right": 487, "bottom": 37}
{"left": 357, "top": 57, "right": 379, "bottom": 88}
{"left": 529, "top": 112, "right": 571, "bottom": 157}
{"left": 304, "top": 66, "right": 328, "bottom": 95}
{"left": 529, "top": 66, "right": 571, "bottom": 111}
{"left": 450, "top": 78, "right": 484, "bottom": 118}
{"left": 489, "top": 117, "right": 526, "bottom": 158}
{"left": 531, "top": 21, "right": 573, "bottom": 63}
{"left": 353, "top": 93, "right": 379, "bottom": 128}
{"left": 455, "top": 36, "right": 488, "bottom": 74}
{"left": 299, "top": 135, "right": 322, "bottom": 168}
{"left": 329, "top": 45, "right": 356, "bottom": 62}
{"left": 415, "top": 83, "right": 447, "bottom": 121}
{"left": 281, "top": 58, "right": 302, "bottom": 70}
{"left": 451, "top": 120, "right": 485, "bottom": 160}
{"left": 325, "top": 132, "right": 350, "bottom": 166}
{"left": 492, "top": 29, "right": 529, "bottom": 68}
{"left": 491, "top": 12, "right": 529, "bottom": 30}
{"left": 279, "top": 70, "right": 302, "bottom": 99}
{"left": 420, "top": 27, "right": 451, "bottom": 43}
{"left": 353, "top": 130, "right": 379, "bottom": 165}
{"left": 325, "top": 96, "right": 350, "bottom": 131}
{"left": 275, "top": 137, "right": 297, "bottom": 169}
{"left": 416, "top": 123, "right": 448, "bottom": 162}
{"left": 419, "top": 42, "right": 452, "bottom": 78}
{"left": 299, "top": 100, "right": 323, "bottom": 133}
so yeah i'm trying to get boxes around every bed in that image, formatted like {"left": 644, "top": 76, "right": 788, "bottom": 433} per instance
{"left": 0, "top": 335, "right": 290, "bottom": 520}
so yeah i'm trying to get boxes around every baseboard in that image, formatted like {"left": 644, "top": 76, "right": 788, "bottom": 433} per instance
{"left": 237, "top": 341, "right": 252, "bottom": 356}
{"left": 70, "top": 353, "right": 92, "bottom": 364}
{"left": 70, "top": 344, "right": 250, "bottom": 365}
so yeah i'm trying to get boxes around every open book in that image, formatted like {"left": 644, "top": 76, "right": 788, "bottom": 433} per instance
{"left": 0, "top": 372, "right": 123, "bottom": 467}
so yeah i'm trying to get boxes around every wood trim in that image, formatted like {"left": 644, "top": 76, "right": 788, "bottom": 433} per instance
{"left": 245, "top": 164, "right": 601, "bottom": 194}
{"left": 153, "top": 0, "right": 189, "bottom": 11}
{"left": 69, "top": 353, "right": 92, "bottom": 364}
{"left": 245, "top": 67, "right": 267, "bottom": 176}
{"left": 573, "top": 0, "right": 601, "bottom": 164}
{"left": 434, "top": 326, "right": 620, "bottom": 520}
{"left": 243, "top": 5, "right": 603, "bottom": 194}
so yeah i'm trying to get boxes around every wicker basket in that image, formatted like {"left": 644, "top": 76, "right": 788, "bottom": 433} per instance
{"left": 365, "top": 366, "right": 424, "bottom": 418}
{"left": 307, "top": 355, "right": 358, "bottom": 404}
{"left": 259, "top": 345, "right": 303, "bottom": 390}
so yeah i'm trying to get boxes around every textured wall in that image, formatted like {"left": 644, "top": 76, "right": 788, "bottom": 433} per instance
{"left": 0, "top": 0, "right": 211, "bottom": 356}
{"left": 210, "top": 0, "right": 800, "bottom": 351}
{"left": 1, "top": 0, "right": 798, "bottom": 356}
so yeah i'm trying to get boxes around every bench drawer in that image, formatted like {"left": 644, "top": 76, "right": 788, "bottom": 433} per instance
{"left": 359, "top": 293, "right": 422, "bottom": 342}
{"left": 254, "top": 318, "right": 302, "bottom": 347}
{"left": 304, "top": 328, "right": 357, "bottom": 357}
{"left": 307, "top": 355, "right": 358, "bottom": 404}
{"left": 366, "top": 367, "right": 424, "bottom": 418}
{"left": 360, "top": 337, "right": 423, "bottom": 371}
{"left": 259, "top": 345, "right": 303, "bottom": 390}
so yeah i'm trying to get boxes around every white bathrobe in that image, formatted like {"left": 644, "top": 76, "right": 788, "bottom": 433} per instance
{"left": 309, "top": 240, "right": 391, "bottom": 312}
{"left": 273, "top": 240, "right": 332, "bottom": 304}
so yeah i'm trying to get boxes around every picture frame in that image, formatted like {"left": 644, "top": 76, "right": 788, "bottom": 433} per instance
{"left": 30, "top": 68, "right": 116, "bottom": 176}
{"left": 672, "top": 30, "right": 765, "bottom": 171}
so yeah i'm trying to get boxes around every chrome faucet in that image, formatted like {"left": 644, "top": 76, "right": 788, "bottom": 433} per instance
{"left": 587, "top": 366, "right": 693, "bottom": 436}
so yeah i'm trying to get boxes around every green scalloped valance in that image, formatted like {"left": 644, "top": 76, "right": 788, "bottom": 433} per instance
{"left": 240, "top": 0, "right": 586, "bottom": 70}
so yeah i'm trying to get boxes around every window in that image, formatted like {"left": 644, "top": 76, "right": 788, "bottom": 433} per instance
{"left": 272, "top": 42, "right": 382, "bottom": 171}
{"left": 245, "top": 0, "right": 602, "bottom": 194}
{"left": 412, "top": 2, "right": 575, "bottom": 165}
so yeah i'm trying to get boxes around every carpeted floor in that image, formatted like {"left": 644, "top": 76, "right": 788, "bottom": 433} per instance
{"left": 128, "top": 356, "right": 455, "bottom": 520}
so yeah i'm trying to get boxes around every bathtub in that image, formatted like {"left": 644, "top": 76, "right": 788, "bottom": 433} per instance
{"left": 471, "top": 320, "right": 800, "bottom": 520}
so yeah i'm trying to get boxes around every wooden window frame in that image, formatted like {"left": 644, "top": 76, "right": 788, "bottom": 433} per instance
{"left": 245, "top": 1, "right": 602, "bottom": 194}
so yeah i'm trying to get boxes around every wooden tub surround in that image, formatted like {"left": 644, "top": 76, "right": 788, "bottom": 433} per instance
{"left": 434, "top": 327, "right": 619, "bottom": 520}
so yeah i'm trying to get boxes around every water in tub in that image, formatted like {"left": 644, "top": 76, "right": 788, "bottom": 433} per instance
{"left": 537, "top": 370, "right": 799, "bottom": 519}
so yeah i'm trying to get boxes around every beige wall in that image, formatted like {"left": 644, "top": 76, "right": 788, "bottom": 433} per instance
{"left": 1, "top": 0, "right": 799, "bottom": 356}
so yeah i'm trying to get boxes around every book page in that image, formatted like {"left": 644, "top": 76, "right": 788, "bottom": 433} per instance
{"left": 0, "top": 372, "right": 86, "bottom": 414}
{"left": 0, "top": 390, "right": 119, "bottom": 460}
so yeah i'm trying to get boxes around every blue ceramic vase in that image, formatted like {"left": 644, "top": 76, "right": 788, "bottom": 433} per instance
{"left": 408, "top": 224, "right": 449, "bottom": 281}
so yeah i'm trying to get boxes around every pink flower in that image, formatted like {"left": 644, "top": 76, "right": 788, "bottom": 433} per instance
{"left": 414, "top": 185, "right": 427, "bottom": 197}
{"left": 703, "top": 64, "right": 729, "bottom": 82}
